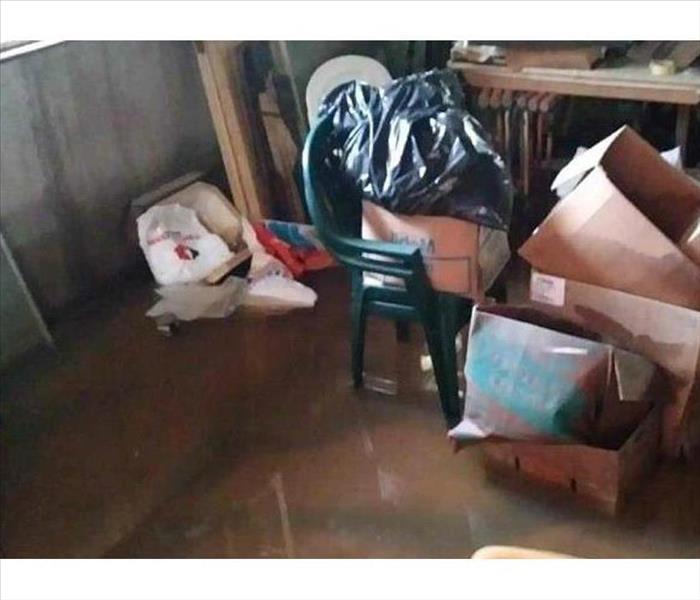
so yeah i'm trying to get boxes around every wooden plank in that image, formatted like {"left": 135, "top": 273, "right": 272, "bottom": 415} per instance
{"left": 269, "top": 41, "right": 309, "bottom": 141}
{"left": 204, "top": 41, "right": 267, "bottom": 219}
{"left": 1, "top": 233, "right": 54, "bottom": 368}
{"left": 195, "top": 43, "right": 250, "bottom": 217}
{"left": 196, "top": 41, "right": 273, "bottom": 221}
{"left": 448, "top": 60, "right": 700, "bottom": 105}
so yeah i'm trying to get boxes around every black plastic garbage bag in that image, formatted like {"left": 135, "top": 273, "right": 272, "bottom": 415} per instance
{"left": 318, "top": 69, "right": 513, "bottom": 230}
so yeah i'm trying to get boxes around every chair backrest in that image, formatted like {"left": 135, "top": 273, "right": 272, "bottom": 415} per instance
{"left": 301, "top": 116, "right": 361, "bottom": 251}
{"left": 302, "top": 117, "right": 429, "bottom": 286}
{"left": 305, "top": 55, "right": 391, "bottom": 126}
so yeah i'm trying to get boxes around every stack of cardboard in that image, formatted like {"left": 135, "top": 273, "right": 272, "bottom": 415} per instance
{"left": 519, "top": 126, "right": 700, "bottom": 461}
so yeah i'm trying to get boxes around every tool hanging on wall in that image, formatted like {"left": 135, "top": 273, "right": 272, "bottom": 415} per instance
{"left": 473, "top": 86, "right": 562, "bottom": 197}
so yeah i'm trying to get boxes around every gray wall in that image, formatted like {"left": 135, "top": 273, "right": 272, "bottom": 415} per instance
{"left": 0, "top": 234, "right": 52, "bottom": 368}
{"left": 0, "top": 41, "right": 219, "bottom": 315}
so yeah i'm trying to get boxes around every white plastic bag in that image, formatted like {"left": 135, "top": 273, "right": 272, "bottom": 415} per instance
{"left": 243, "top": 275, "right": 317, "bottom": 309}
{"left": 156, "top": 182, "right": 243, "bottom": 247}
{"left": 137, "top": 204, "right": 234, "bottom": 286}
{"left": 146, "top": 277, "right": 247, "bottom": 321}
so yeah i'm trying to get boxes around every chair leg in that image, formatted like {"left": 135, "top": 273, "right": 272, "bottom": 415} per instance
{"left": 422, "top": 315, "right": 461, "bottom": 429}
{"left": 395, "top": 320, "right": 411, "bottom": 343}
{"left": 438, "top": 299, "right": 462, "bottom": 428}
{"left": 351, "top": 283, "right": 367, "bottom": 388}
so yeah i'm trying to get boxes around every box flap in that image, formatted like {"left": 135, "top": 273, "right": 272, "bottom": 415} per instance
{"left": 612, "top": 349, "right": 656, "bottom": 403}
{"left": 551, "top": 126, "right": 626, "bottom": 191}
{"left": 596, "top": 128, "right": 700, "bottom": 241}
{"left": 520, "top": 167, "right": 700, "bottom": 309}
{"left": 552, "top": 126, "right": 700, "bottom": 241}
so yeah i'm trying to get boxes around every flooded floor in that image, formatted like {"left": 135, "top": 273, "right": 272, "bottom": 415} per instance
{"left": 1, "top": 268, "right": 699, "bottom": 558}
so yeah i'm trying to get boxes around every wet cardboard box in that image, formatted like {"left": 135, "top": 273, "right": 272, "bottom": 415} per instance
{"left": 451, "top": 305, "right": 659, "bottom": 446}
{"left": 361, "top": 201, "right": 510, "bottom": 300}
{"left": 482, "top": 405, "right": 661, "bottom": 515}
{"left": 519, "top": 127, "right": 700, "bottom": 458}
{"left": 519, "top": 125, "right": 700, "bottom": 310}
{"left": 455, "top": 305, "right": 664, "bottom": 515}
{"left": 530, "top": 271, "right": 700, "bottom": 460}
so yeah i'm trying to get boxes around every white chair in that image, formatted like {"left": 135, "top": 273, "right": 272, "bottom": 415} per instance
{"left": 305, "top": 55, "right": 392, "bottom": 126}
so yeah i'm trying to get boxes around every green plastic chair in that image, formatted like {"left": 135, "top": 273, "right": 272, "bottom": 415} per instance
{"left": 302, "top": 116, "right": 483, "bottom": 428}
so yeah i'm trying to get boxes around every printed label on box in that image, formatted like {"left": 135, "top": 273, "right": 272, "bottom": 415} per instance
{"left": 530, "top": 272, "right": 566, "bottom": 306}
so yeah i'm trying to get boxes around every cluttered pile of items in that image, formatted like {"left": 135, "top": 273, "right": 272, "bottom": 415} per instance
{"left": 133, "top": 181, "right": 332, "bottom": 332}
{"left": 451, "top": 125, "right": 699, "bottom": 514}
{"left": 319, "top": 69, "right": 513, "bottom": 299}
{"left": 148, "top": 47, "right": 696, "bottom": 512}
{"left": 315, "top": 67, "right": 699, "bottom": 515}
{"left": 450, "top": 41, "right": 700, "bottom": 76}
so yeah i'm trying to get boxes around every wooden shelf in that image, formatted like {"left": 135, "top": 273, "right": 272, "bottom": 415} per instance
{"left": 448, "top": 60, "right": 700, "bottom": 105}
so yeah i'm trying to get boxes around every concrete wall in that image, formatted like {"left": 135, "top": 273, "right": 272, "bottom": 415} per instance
{"left": 0, "top": 41, "right": 219, "bottom": 315}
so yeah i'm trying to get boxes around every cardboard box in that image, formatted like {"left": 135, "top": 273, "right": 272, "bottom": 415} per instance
{"left": 482, "top": 405, "right": 661, "bottom": 515}
{"left": 505, "top": 44, "right": 604, "bottom": 71}
{"left": 530, "top": 271, "right": 700, "bottom": 459}
{"left": 519, "top": 126, "right": 700, "bottom": 310}
{"left": 361, "top": 201, "right": 510, "bottom": 300}
{"left": 449, "top": 304, "right": 657, "bottom": 448}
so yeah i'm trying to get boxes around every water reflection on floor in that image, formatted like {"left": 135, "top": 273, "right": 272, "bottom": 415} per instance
{"left": 2, "top": 269, "right": 699, "bottom": 558}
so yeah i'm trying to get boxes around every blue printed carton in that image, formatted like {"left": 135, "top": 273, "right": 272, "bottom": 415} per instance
{"left": 449, "top": 304, "right": 659, "bottom": 448}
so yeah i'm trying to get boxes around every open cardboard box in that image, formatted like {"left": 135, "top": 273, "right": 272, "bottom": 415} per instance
{"left": 519, "top": 126, "right": 700, "bottom": 310}
{"left": 450, "top": 304, "right": 664, "bottom": 514}
{"left": 530, "top": 270, "right": 700, "bottom": 459}
{"left": 361, "top": 201, "right": 510, "bottom": 300}
{"left": 482, "top": 405, "right": 661, "bottom": 515}
{"left": 450, "top": 304, "right": 659, "bottom": 449}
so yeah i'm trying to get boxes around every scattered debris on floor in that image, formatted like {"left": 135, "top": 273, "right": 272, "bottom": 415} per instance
{"left": 316, "top": 65, "right": 699, "bottom": 513}
{"left": 449, "top": 126, "right": 700, "bottom": 512}
{"left": 146, "top": 276, "right": 248, "bottom": 321}
{"left": 134, "top": 180, "right": 329, "bottom": 326}
{"left": 3, "top": 33, "right": 700, "bottom": 582}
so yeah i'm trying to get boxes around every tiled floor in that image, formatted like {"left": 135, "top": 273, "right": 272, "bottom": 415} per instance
{"left": 2, "top": 268, "right": 699, "bottom": 558}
